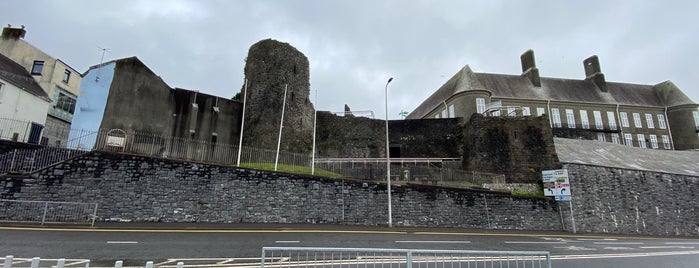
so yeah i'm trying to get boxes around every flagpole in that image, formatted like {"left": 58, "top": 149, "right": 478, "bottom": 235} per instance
{"left": 274, "top": 84, "right": 288, "bottom": 171}
{"left": 236, "top": 79, "right": 248, "bottom": 167}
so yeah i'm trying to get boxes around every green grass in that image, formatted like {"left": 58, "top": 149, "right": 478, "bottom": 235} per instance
{"left": 511, "top": 189, "right": 544, "bottom": 197}
{"left": 237, "top": 162, "right": 344, "bottom": 178}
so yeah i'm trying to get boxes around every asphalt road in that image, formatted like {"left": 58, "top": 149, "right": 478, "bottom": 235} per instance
{"left": 1, "top": 224, "right": 698, "bottom": 267}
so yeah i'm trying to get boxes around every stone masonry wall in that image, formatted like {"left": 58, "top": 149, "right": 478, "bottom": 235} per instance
{"left": 1, "top": 151, "right": 561, "bottom": 230}
{"left": 561, "top": 164, "right": 699, "bottom": 236}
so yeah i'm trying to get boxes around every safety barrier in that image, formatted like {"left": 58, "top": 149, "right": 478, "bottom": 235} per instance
{"left": 0, "top": 200, "right": 98, "bottom": 227}
{"left": 261, "top": 247, "right": 552, "bottom": 268}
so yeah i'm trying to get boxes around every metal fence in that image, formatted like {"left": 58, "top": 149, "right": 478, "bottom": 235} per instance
{"left": 0, "top": 147, "right": 85, "bottom": 174}
{"left": 0, "top": 199, "right": 98, "bottom": 227}
{"left": 261, "top": 247, "right": 551, "bottom": 268}
{"left": 315, "top": 158, "right": 506, "bottom": 186}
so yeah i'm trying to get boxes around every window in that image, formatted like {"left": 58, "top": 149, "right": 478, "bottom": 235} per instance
{"left": 522, "top": 107, "right": 531, "bottom": 116}
{"left": 611, "top": 133, "right": 620, "bottom": 144}
{"left": 492, "top": 110, "right": 501, "bottom": 116}
{"left": 597, "top": 133, "right": 606, "bottom": 142}
{"left": 657, "top": 114, "right": 667, "bottom": 129}
{"left": 0, "top": 82, "right": 4, "bottom": 99}
{"left": 579, "top": 110, "right": 589, "bottom": 129}
{"left": 536, "top": 107, "right": 545, "bottom": 116}
{"left": 649, "top": 135, "right": 658, "bottom": 149}
{"left": 565, "top": 109, "right": 575, "bottom": 128}
{"left": 620, "top": 112, "right": 629, "bottom": 127}
{"left": 662, "top": 135, "right": 671, "bottom": 149}
{"left": 693, "top": 111, "right": 699, "bottom": 130}
{"left": 551, "top": 108, "right": 561, "bottom": 128}
{"left": 441, "top": 109, "right": 447, "bottom": 118}
{"left": 645, "top": 114, "right": 654, "bottom": 129}
{"left": 624, "top": 133, "right": 633, "bottom": 147}
{"left": 607, "top": 112, "right": 617, "bottom": 130}
{"left": 507, "top": 107, "right": 515, "bottom": 117}
{"left": 55, "top": 92, "right": 77, "bottom": 114}
{"left": 476, "top": 98, "right": 485, "bottom": 114}
{"left": 62, "top": 69, "right": 71, "bottom": 83}
{"left": 31, "top": 61, "right": 44, "bottom": 75}
{"left": 633, "top": 113, "right": 642, "bottom": 128}
{"left": 637, "top": 134, "right": 646, "bottom": 148}
{"left": 593, "top": 111, "right": 603, "bottom": 130}
{"left": 448, "top": 104, "right": 454, "bottom": 118}
{"left": 434, "top": 113, "right": 440, "bottom": 119}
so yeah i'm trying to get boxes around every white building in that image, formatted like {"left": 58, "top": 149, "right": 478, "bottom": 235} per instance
{"left": 0, "top": 52, "right": 50, "bottom": 143}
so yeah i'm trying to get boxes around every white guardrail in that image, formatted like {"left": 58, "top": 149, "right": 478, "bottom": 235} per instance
{"left": 0, "top": 200, "right": 98, "bottom": 227}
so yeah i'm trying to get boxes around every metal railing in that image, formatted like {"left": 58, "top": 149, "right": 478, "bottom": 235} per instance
{"left": 0, "top": 147, "right": 84, "bottom": 174}
{"left": 0, "top": 199, "right": 98, "bottom": 227}
{"left": 261, "top": 247, "right": 552, "bottom": 268}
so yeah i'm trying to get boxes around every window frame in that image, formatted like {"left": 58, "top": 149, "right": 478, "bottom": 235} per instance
{"left": 633, "top": 113, "right": 642, "bottom": 128}
{"left": 637, "top": 134, "right": 646, "bottom": 148}
{"left": 645, "top": 113, "right": 654, "bottom": 129}
{"left": 593, "top": 111, "right": 603, "bottom": 130}
{"left": 31, "top": 61, "right": 44, "bottom": 75}
{"left": 579, "top": 110, "right": 589, "bottom": 129}
{"left": 620, "top": 112, "right": 629, "bottom": 127}
{"left": 649, "top": 135, "right": 658, "bottom": 149}
{"left": 624, "top": 133, "right": 633, "bottom": 147}
{"left": 536, "top": 107, "right": 545, "bottom": 116}
{"left": 522, "top": 107, "right": 531, "bottom": 116}
{"left": 607, "top": 111, "right": 617, "bottom": 130}
{"left": 661, "top": 135, "right": 671, "bottom": 149}
{"left": 611, "top": 133, "right": 620, "bottom": 144}
{"left": 476, "top": 98, "right": 485, "bottom": 114}
{"left": 62, "top": 69, "right": 71, "bottom": 83}
{"left": 657, "top": 114, "right": 667, "bottom": 129}
{"left": 551, "top": 108, "right": 562, "bottom": 128}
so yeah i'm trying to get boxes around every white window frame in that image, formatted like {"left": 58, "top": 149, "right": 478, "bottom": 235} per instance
{"left": 607, "top": 111, "right": 617, "bottom": 130}
{"left": 645, "top": 113, "right": 654, "bottom": 129}
{"left": 522, "top": 107, "right": 531, "bottom": 116}
{"left": 620, "top": 112, "right": 629, "bottom": 127}
{"left": 624, "top": 133, "right": 633, "bottom": 147}
{"left": 579, "top": 110, "right": 589, "bottom": 129}
{"left": 657, "top": 114, "right": 667, "bottom": 129}
{"left": 633, "top": 113, "right": 642, "bottom": 128}
{"left": 593, "top": 111, "right": 603, "bottom": 130}
{"left": 441, "top": 109, "right": 448, "bottom": 118}
{"left": 507, "top": 107, "right": 516, "bottom": 117}
{"left": 536, "top": 107, "right": 545, "bottom": 116}
{"left": 662, "top": 135, "right": 671, "bottom": 149}
{"left": 649, "top": 135, "right": 658, "bottom": 149}
{"left": 448, "top": 104, "right": 455, "bottom": 118}
{"left": 476, "top": 98, "right": 486, "bottom": 114}
{"left": 611, "top": 133, "right": 620, "bottom": 144}
{"left": 693, "top": 111, "right": 699, "bottom": 130}
{"left": 551, "top": 108, "right": 561, "bottom": 128}
{"left": 597, "top": 133, "right": 606, "bottom": 142}
{"left": 637, "top": 134, "right": 646, "bottom": 148}
{"left": 565, "top": 109, "right": 575, "bottom": 128}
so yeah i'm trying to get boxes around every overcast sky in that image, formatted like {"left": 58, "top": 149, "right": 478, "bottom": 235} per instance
{"left": 6, "top": 0, "right": 698, "bottom": 119}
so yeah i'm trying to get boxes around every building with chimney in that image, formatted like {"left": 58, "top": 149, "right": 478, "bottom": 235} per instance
{"left": 407, "top": 50, "right": 699, "bottom": 150}
{"left": 0, "top": 25, "right": 83, "bottom": 146}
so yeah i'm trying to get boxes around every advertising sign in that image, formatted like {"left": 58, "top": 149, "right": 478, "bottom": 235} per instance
{"left": 542, "top": 168, "right": 571, "bottom": 198}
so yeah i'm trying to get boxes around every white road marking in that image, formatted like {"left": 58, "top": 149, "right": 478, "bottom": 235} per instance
{"left": 552, "top": 250, "right": 699, "bottom": 260}
{"left": 577, "top": 238, "right": 618, "bottom": 241}
{"left": 275, "top": 240, "right": 300, "bottom": 243}
{"left": 640, "top": 246, "right": 695, "bottom": 249}
{"left": 395, "top": 240, "right": 471, "bottom": 244}
{"left": 665, "top": 242, "right": 699, "bottom": 245}
{"left": 106, "top": 241, "right": 138, "bottom": 244}
{"left": 555, "top": 246, "right": 597, "bottom": 251}
{"left": 593, "top": 242, "right": 644, "bottom": 245}
{"left": 603, "top": 247, "right": 634, "bottom": 250}
{"left": 505, "top": 241, "right": 567, "bottom": 244}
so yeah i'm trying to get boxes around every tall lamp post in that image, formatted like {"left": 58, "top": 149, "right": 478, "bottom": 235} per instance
{"left": 385, "top": 77, "right": 393, "bottom": 227}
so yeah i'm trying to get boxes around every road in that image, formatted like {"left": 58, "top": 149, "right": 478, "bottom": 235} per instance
{"left": 1, "top": 224, "right": 698, "bottom": 267}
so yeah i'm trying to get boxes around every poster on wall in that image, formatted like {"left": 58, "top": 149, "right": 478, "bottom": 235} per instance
{"left": 542, "top": 168, "right": 571, "bottom": 201}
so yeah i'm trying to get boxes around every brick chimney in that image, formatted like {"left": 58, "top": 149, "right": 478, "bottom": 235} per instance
{"left": 520, "top": 49, "right": 541, "bottom": 87}
{"left": 583, "top": 55, "right": 607, "bottom": 92}
{"left": 1, "top": 25, "right": 26, "bottom": 39}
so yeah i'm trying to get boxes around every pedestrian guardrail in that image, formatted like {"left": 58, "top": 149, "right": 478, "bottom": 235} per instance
{"left": 261, "top": 247, "right": 552, "bottom": 268}
{"left": 0, "top": 199, "right": 98, "bottom": 227}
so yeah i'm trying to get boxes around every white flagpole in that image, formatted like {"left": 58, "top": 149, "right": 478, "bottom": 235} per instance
{"left": 311, "top": 89, "right": 318, "bottom": 175}
{"left": 236, "top": 79, "right": 248, "bottom": 167}
{"left": 274, "top": 84, "right": 288, "bottom": 171}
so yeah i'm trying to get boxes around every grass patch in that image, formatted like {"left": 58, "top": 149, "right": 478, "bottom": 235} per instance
{"left": 511, "top": 189, "right": 544, "bottom": 197}
{"left": 237, "top": 162, "right": 343, "bottom": 178}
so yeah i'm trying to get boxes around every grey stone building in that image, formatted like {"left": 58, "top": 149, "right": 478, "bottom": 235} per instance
{"left": 407, "top": 50, "right": 699, "bottom": 150}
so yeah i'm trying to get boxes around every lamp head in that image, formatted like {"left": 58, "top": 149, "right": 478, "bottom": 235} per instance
{"left": 387, "top": 77, "right": 393, "bottom": 84}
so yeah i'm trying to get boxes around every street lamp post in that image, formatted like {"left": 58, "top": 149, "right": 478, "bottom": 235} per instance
{"left": 385, "top": 77, "right": 393, "bottom": 227}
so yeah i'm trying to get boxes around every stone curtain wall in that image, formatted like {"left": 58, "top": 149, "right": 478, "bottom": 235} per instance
{"left": 1, "top": 151, "right": 561, "bottom": 230}
{"left": 562, "top": 164, "right": 699, "bottom": 236}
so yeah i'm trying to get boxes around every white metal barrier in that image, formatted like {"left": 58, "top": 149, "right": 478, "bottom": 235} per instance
{"left": 0, "top": 200, "right": 98, "bottom": 227}
{"left": 262, "top": 247, "right": 552, "bottom": 268}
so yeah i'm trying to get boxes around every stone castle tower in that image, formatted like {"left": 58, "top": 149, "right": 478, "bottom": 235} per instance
{"left": 239, "top": 39, "right": 315, "bottom": 153}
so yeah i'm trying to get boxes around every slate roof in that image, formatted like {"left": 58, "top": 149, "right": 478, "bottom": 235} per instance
{"left": 407, "top": 65, "right": 696, "bottom": 119}
{"left": 554, "top": 137, "right": 699, "bottom": 176}
{"left": 0, "top": 52, "right": 49, "bottom": 100}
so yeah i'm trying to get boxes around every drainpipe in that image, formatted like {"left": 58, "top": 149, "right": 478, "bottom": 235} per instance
{"left": 616, "top": 104, "right": 625, "bottom": 145}
{"left": 664, "top": 106, "right": 675, "bottom": 150}
{"left": 443, "top": 101, "right": 449, "bottom": 118}
{"left": 546, "top": 99, "right": 552, "bottom": 128}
